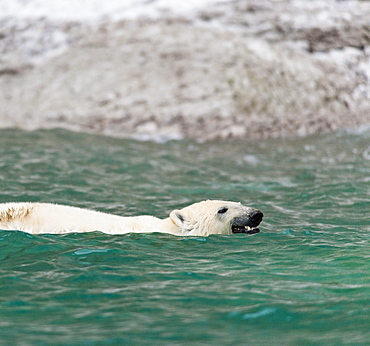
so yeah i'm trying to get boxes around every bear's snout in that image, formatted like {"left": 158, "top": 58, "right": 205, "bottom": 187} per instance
{"left": 248, "top": 210, "right": 263, "bottom": 226}
{"left": 231, "top": 209, "right": 263, "bottom": 234}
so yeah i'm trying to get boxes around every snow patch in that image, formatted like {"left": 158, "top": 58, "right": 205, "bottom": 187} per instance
{"left": 0, "top": 0, "right": 219, "bottom": 21}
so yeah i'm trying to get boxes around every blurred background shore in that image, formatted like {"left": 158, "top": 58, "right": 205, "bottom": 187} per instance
{"left": 1, "top": 0, "right": 370, "bottom": 141}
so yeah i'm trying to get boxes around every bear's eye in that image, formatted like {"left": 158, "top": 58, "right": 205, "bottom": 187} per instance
{"left": 218, "top": 207, "right": 228, "bottom": 214}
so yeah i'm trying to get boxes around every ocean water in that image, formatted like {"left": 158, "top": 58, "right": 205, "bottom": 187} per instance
{"left": 0, "top": 128, "right": 369, "bottom": 345}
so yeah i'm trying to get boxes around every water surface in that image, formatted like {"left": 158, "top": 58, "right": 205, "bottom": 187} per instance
{"left": 0, "top": 129, "right": 369, "bottom": 344}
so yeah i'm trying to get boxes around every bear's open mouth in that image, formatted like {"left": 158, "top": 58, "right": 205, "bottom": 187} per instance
{"left": 231, "top": 225, "right": 260, "bottom": 235}
{"left": 231, "top": 214, "right": 263, "bottom": 235}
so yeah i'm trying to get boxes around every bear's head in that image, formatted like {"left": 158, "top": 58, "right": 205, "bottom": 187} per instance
{"left": 169, "top": 200, "right": 263, "bottom": 236}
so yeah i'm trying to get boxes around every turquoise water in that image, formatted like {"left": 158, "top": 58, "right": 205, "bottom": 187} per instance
{"left": 0, "top": 129, "right": 369, "bottom": 345}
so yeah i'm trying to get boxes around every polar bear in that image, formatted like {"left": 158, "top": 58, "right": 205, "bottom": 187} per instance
{"left": 0, "top": 200, "right": 263, "bottom": 236}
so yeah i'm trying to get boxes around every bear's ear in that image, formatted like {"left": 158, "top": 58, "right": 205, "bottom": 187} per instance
{"left": 169, "top": 209, "right": 187, "bottom": 228}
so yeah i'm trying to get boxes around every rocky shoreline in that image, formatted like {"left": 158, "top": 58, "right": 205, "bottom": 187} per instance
{"left": 1, "top": 0, "right": 370, "bottom": 140}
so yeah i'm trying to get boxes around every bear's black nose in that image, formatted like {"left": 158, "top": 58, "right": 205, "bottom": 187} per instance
{"left": 249, "top": 210, "right": 263, "bottom": 224}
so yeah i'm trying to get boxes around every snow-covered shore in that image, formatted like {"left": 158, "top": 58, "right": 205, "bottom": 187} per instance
{"left": 1, "top": 0, "right": 370, "bottom": 140}
{"left": 0, "top": 0, "right": 220, "bottom": 22}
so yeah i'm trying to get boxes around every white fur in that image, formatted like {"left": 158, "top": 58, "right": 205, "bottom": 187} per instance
{"left": 0, "top": 200, "right": 259, "bottom": 236}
